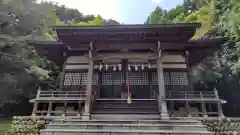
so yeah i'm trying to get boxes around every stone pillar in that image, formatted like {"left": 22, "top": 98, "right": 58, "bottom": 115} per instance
{"left": 31, "top": 101, "right": 38, "bottom": 116}
{"left": 157, "top": 57, "right": 169, "bottom": 119}
{"left": 83, "top": 59, "right": 94, "bottom": 120}
{"left": 47, "top": 102, "right": 52, "bottom": 116}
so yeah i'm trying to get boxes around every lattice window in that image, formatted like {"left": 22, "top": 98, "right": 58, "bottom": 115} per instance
{"left": 101, "top": 72, "right": 112, "bottom": 85}
{"left": 63, "top": 72, "right": 88, "bottom": 86}
{"left": 152, "top": 72, "right": 169, "bottom": 85}
{"left": 170, "top": 72, "right": 188, "bottom": 85}
{"left": 64, "top": 72, "right": 99, "bottom": 86}
{"left": 112, "top": 72, "right": 124, "bottom": 85}
{"left": 101, "top": 72, "right": 124, "bottom": 85}
{"left": 152, "top": 72, "right": 157, "bottom": 85}
{"left": 129, "top": 72, "right": 148, "bottom": 85}
{"left": 92, "top": 72, "right": 99, "bottom": 85}
{"left": 81, "top": 72, "right": 88, "bottom": 85}
{"left": 164, "top": 72, "right": 171, "bottom": 85}
{"left": 64, "top": 73, "right": 73, "bottom": 86}
{"left": 151, "top": 71, "right": 188, "bottom": 86}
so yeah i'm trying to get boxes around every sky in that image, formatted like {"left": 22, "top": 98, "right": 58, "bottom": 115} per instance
{"left": 41, "top": 0, "right": 183, "bottom": 24}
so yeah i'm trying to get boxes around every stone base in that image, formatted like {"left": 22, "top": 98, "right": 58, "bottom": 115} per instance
{"left": 160, "top": 113, "right": 169, "bottom": 120}
{"left": 82, "top": 113, "right": 90, "bottom": 120}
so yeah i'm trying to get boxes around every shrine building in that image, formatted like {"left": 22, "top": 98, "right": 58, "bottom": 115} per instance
{"left": 29, "top": 23, "right": 226, "bottom": 120}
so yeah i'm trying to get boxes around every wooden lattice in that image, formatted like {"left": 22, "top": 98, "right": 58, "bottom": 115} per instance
{"left": 63, "top": 72, "right": 99, "bottom": 86}
{"left": 152, "top": 71, "right": 188, "bottom": 86}
{"left": 128, "top": 72, "right": 149, "bottom": 85}
{"left": 101, "top": 72, "right": 124, "bottom": 85}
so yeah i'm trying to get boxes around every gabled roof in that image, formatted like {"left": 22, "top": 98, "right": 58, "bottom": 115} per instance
{"left": 54, "top": 23, "right": 201, "bottom": 45}
{"left": 28, "top": 23, "right": 226, "bottom": 67}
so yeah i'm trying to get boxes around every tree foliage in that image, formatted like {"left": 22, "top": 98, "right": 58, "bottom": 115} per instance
{"left": 146, "top": 0, "right": 240, "bottom": 116}
{"left": 0, "top": 0, "right": 119, "bottom": 117}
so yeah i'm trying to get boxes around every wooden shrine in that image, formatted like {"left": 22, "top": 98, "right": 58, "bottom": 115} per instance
{"left": 29, "top": 23, "right": 226, "bottom": 120}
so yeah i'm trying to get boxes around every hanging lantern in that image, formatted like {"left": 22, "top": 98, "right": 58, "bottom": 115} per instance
{"left": 99, "top": 63, "right": 103, "bottom": 71}
{"left": 141, "top": 63, "right": 144, "bottom": 70}
{"left": 128, "top": 64, "right": 131, "bottom": 71}
{"left": 134, "top": 63, "right": 138, "bottom": 71}
{"left": 113, "top": 64, "right": 116, "bottom": 71}
{"left": 105, "top": 63, "right": 108, "bottom": 70}
{"left": 118, "top": 64, "right": 122, "bottom": 71}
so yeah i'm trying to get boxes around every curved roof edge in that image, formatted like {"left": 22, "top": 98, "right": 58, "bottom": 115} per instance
{"left": 52, "top": 23, "right": 201, "bottom": 30}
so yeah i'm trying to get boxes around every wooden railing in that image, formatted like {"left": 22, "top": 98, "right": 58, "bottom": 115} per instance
{"left": 36, "top": 90, "right": 86, "bottom": 101}
{"left": 166, "top": 91, "right": 218, "bottom": 101}
{"left": 165, "top": 90, "right": 225, "bottom": 118}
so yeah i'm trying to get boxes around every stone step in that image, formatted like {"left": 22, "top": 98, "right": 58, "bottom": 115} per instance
{"left": 95, "top": 101, "right": 157, "bottom": 105}
{"left": 91, "top": 114, "right": 160, "bottom": 120}
{"left": 93, "top": 107, "right": 158, "bottom": 111}
{"left": 95, "top": 99, "right": 156, "bottom": 103}
{"left": 91, "top": 110, "right": 159, "bottom": 114}
{"left": 92, "top": 108, "right": 159, "bottom": 111}
{"left": 46, "top": 123, "right": 208, "bottom": 131}
{"left": 52, "top": 118, "right": 202, "bottom": 125}
{"left": 92, "top": 109, "right": 159, "bottom": 113}
{"left": 93, "top": 104, "right": 158, "bottom": 108}
{"left": 40, "top": 128, "right": 214, "bottom": 135}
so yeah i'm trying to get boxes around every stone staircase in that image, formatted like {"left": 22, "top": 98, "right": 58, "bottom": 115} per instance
{"left": 40, "top": 99, "right": 214, "bottom": 135}
{"left": 91, "top": 99, "right": 160, "bottom": 120}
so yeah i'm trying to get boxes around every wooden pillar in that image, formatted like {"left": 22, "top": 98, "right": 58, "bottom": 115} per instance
{"left": 185, "top": 101, "right": 191, "bottom": 117}
{"left": 183, "top": 91, "right": 192, "bottom": 117}
{"left": 59, "top": 70, "right": 65, "bottom": 90}
{"left": 122, "top": 59, "right": 128, "bottom": 99}
{"left": 60, "top": 52, "right": 67, "bottom": 90}
{"left": 148, "top": 70, "right": 153, "bottom": 98}
{"left": 31, "top": 101, "right": 38, "bottom": 116}
{"left": 208, "top": 103, "right": 213, "bottom": 112}
{"left": 169, "top": 101, "right": 174, "bottom": 117}
{"left": 62, "top": 102, "right": 67, "bottom": 116}
{"left": 47, "top": 102, "right": 53, "bottom": 116}
{"left": 32, "top": 88, "right": 41, "bottom": 116}
{"left": 157, "top": 57, "right": 169, "bottom": 119}
{"left": 200, "top": 92, "right": 208, "bottom": 118}
{"left": 77, "top": 102, "right": 82, "bottom": 116}
{"left": 83, "top": 59, "right": 94, "bottom": 120}
{"left": 185, "top": 50, "right": 194, "bottom": 90}
{"left": 214, "top": 89, "right": 224, "bottom": 118}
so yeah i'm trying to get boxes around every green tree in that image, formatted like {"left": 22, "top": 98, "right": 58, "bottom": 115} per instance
{"left": 0, "top": 0, "right": 59, "bottom": 116}
{"left": 146, "top": 0, "right": 240, "bottom": 116}
{"left": 146, "top": 7, "right": 168, "bottom": 24}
